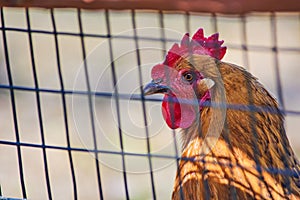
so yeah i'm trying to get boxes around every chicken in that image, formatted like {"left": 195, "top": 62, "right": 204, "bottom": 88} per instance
{"left": 143, "top": 28, "right": 300, "bottom": 199}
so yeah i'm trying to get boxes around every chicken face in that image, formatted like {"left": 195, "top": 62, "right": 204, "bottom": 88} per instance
{"left": 144, "top": 62, "right": 215, "bottom": 129}
{"left": 143, "top": 28, "right": 224, "bottom": 129}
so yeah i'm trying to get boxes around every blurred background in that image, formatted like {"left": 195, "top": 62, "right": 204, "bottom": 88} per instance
{"left": 0, "top": 7, "right": 299, "bottom": 200}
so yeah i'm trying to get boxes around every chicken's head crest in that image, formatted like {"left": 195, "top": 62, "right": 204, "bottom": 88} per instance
{"left": 163, "top": 28, "right": 227, "bottom": 67}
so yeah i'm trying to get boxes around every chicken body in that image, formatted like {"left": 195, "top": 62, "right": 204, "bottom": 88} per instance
{"left": 172, "top": 55, "right": 300, "bottom": 200}
{"left": 143, "top": 29, "right": 300, "bottom": 199}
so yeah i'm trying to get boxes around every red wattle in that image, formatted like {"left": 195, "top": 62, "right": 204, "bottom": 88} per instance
{"left": 162, "top": 95, "right": 181, "bottom": 129}
{"left": 162, "top": 94, "right": 196, "bottom": 129}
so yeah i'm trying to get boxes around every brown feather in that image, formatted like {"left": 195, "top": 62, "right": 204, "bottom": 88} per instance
{"left": 172, "top": 55, "right": 300, "bottom": 199}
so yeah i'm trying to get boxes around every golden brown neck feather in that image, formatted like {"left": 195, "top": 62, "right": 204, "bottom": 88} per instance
{"left": 179, "top": 55, "right": 227, "bottom": 150}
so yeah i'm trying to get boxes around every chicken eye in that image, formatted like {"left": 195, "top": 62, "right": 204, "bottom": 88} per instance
{"left": 183, "top": 72, "right": 194, "bottom": 82}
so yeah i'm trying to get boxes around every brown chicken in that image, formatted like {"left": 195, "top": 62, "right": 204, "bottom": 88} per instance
{"left": 143, "top": 28, "right": 300, "bottom": 199}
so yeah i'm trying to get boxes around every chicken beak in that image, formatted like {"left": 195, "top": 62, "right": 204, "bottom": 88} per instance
{"left": 143, "top": 80, "right": 169, "bottom": 96}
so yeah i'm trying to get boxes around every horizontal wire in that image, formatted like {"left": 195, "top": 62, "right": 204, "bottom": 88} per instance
{"left": 1, "top": 84, "right": 300, "bottom": 116}
{"left": 0, "top": 140, "right": 298, "bottom": 178}
{"left": 0, "top": 27, "right": 299, "bottom": 52}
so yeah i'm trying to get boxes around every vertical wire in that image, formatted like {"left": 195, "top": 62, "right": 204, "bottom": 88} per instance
{"left": 239, "top": 14, "right": 258, "bottom": 197}
{"left": 239, "top": 14, "right": 274, "bottom": 200}
{"left": 203, "top": 12, "right": 220, "bottom": 200}
{"left": 184, "top": 11, "right": 191, "bottom": 33}
{"left": 50, "top": 9, "right": 78, "bottom": 200}
{"left": 211, "top": 13, "right": 218, "bottom": 33}
{"left": 104, "top": 9, "right": 130, "bottom": 199}
{"left": 207, "top": 12, "right": 218, "bottom": 200}
{"left": 270, "top": 13, "right": 285, "bottom": 112}
{"left": 270, "top": 12, "right": 292, "bottom": 196}
{"left": 131, "top": 10, "right": 157, "bottom": 200}
{"left": 212, "top": 14, "right": 239, "bottom": 200}
{"left": 242, "top": 14, "right": 273, "bottom": 198}
{"left": 25, "top": 8, "right": 52, "bottom": 200}
{"left": 232, "top": 15, "right": 260, "bottom": 198}
{"left": 220, "top": 120, "right": 239, "bottom": 200}
{"left": 158, "top": 10, "right": 184, "bottom": 200}
{"left": 216, "top": 16, "right": 238, "bottom": 200}
{"left": 77, "top": 9, "right": 104, "bottom": 200}
{"left": 240, "top": 14, "right": 253, "bottom": 189}
{"left": 0, "top": 7, "right": 27, "bottom": 199}
{"left": 241, "top": 15, "right": 250, "bottom": 70}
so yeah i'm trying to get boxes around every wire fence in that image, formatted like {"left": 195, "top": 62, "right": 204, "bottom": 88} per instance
{"left": 0, "top": 7, "right": 299, "bottom": 199}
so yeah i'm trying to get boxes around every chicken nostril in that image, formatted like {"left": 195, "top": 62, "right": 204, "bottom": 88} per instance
{"left": 153, "top": 78, "right": 162, "bottom": 84}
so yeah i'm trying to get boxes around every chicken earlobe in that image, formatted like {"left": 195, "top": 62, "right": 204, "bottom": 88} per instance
{"left": 197, "top": 78, "right": 215, "bottom": 97}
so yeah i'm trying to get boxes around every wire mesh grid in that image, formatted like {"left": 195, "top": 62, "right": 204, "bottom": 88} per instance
{"left": 0, "top": 7, "right": 299, "bottom": 199}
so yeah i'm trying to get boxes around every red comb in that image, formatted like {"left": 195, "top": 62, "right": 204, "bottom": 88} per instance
{"left": 163, "top": 28, "right": 226, "bottom": 67}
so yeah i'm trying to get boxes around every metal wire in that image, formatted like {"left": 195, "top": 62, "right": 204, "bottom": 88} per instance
{"left": 0, "top": 8, "right": 299, "bottom": 199}
{"left": 25, "top": 8, "right": 53, "bottom": 199}
{"left": 77, "top": 9, "right": 104, "bottom": 200}
{"left": 131, "top": 9, "right": 157, "bottom": 200}
{"left": 0, "top": 7, "right": 27, "bottom": 199}
{"left": 50, "top": 8, "right": 78, "bottom": 200}
{"left": 158, "top": 10, "right": 184, "bottom": 200}
{"left": 104, "top": 9, "right": 129, "bottom": 200}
